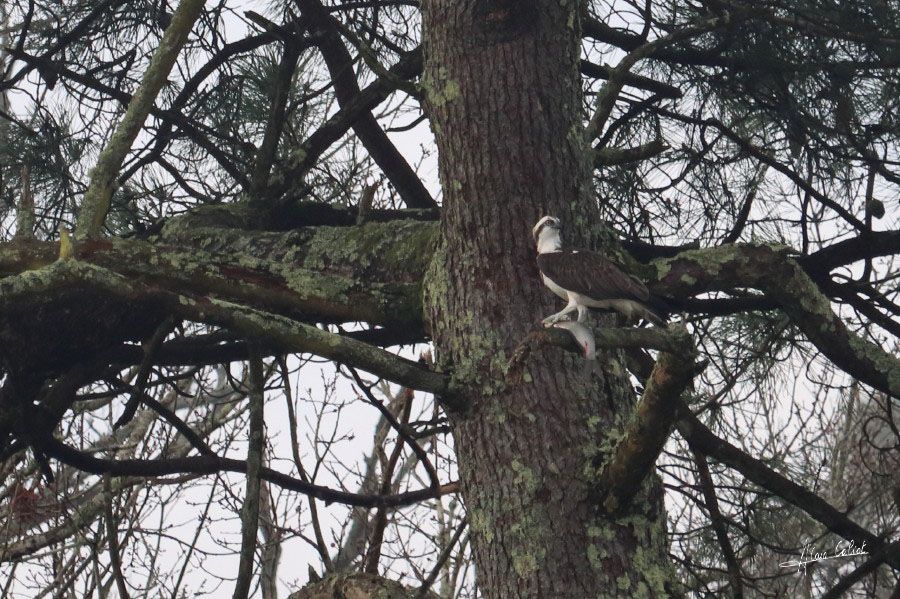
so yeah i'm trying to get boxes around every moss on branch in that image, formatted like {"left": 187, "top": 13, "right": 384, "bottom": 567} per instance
{"left": 651, "top": 243, "right": 900, "bottom": 399}
{"left": 594, "top": 326, "right": 699, "bottom": 515}
{"left": 75, "top": 0, "right": 207, "bottom": 238}
{"left": 0, "top": 260, "right": 451, "bottom": 396}
{"left": 0, "top": 221, "right": 439, "bottom": 379}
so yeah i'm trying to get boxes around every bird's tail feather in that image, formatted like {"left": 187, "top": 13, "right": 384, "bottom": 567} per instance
{"left": 645, "top": 295, "right": 672, "bottom": 326}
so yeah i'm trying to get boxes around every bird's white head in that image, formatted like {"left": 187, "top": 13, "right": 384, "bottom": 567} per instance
{"left": 532, "top": 216, "right": 562, "bottom": 253}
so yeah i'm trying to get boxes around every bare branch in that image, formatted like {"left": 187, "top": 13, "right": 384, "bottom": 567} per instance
{"left": 102, "top": 474, "right": 130, "bottom": 599}
{"left": 676, "top": 407, "right": 900, "bottom": 570}
{"left": 691, "top": 450, "right": 744, "bottom": 598}
{"left": 75, "top": 0, "right": 207, "bottom": 238}
{"left": 35, "top": 435, "right": 460, "bottom": 509}
{"left": 594, "top": 139, "right": 668, "bottom": 167}
{"left": 415, "top": 518, "right": 467, "bottom": 599}
{"left": 233, "top": 351, "right": 265, "bottom": 599}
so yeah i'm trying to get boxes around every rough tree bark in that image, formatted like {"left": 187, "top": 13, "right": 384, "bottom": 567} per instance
{"left": 422, "top": 2, "right": 675, "bottom": 596}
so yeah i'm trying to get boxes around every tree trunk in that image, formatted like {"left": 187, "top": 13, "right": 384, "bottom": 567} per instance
{"left": 422, "top": 2, "right": 676, "bottom": 596}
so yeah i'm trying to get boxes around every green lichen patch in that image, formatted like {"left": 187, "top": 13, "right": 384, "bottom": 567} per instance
{"left": 422, "top": 66, "right": 462, "bottom": 108}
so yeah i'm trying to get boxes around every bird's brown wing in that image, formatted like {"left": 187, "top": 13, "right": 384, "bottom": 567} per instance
{"left": 537, "top": 251, "right": 650, "bottom": 301}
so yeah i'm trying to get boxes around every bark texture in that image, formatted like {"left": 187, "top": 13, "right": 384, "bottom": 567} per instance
{"left": 422, "top": 2, "right": 674, "bottom": 596}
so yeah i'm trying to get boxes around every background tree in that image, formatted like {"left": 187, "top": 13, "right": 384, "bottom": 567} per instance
{"left": 0, "top": 0, "right": 898, "bottom": 597}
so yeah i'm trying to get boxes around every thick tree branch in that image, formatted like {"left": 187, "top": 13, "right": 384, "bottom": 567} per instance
{"left": 291, "top": 0, "right": 436, "bottom": 209}
{"left": 799, "top": 230, "right": 900, "bottom": 276}
{"left": 506, "top": 324, "right": 691, "bottom": 384}
{"left": 3, "top": 223, "right": 896, "bottom": 403}
{"left": 1, "top": 221, "right": 434, "bottom": 330}
{"left": 75, "top": 0, "right": 207, "bottom": 238}
{"left": 0, "top": 260, "right": 450, "bottom": 397}
{"left": 595, "top": 327, "right": 700, "bottom": 515}
{"left": 653, "top": 244, "right": 900, "bottom": 399}
{"left": 180, "top": 297, "right": 453, "bottom": 398}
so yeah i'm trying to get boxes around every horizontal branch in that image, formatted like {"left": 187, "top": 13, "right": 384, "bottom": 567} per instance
{"left": 174, "top": 297, "right": 452, "bottom": 398}
{"left": 0, "top": 221, "right": 435, "bottom": 371}
{"left": 3, "top": 220, "right": 895, "bottom": 402}
{"left": 579, "top": 60, "right": 682, "bottom": 99}
{"left": 506, "top": 324, "right": 695, "bottom": 385}
{"left": 0, "top": 260, "right": 450, "bottom": 397}
{"left": 799, "top": 230, "right": 900, "bottom": 276}
{"left": 37, "top": 435, "right": 458, "bottom": 509}
{"left": 652, "top": 244, "right": 900, "bottom": 399}
{"left": 594, "top": 139, "right": 669, "bottom": 167}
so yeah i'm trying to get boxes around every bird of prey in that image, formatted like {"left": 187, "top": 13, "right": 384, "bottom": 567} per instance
{"left": 532, "top": 215, "right": 666, "bottom": 327}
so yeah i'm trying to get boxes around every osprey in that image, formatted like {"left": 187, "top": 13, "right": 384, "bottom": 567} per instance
{"left": 533, "top": 216, "right": 666, "bottom": 327}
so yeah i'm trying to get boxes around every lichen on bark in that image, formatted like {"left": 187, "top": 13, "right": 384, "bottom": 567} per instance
{"left": 420, "top": 0, "right": 676, "bottom": 595}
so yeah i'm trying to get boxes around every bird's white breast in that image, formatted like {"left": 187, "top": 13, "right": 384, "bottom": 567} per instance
{"left": 541, "top": 273, "right": 569, "bottom": 301}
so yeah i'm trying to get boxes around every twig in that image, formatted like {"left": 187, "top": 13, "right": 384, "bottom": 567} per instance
{"left": 348, "top": 367, "right": 441, "bottom": 491}
{"left": 691, "top": 450, "right": 743, "bottom": 598}
{"left": 114, "top": 317, "right": 176, "bottom": 429}
{"left": 415, "top": 518, "right": 467, "bottom": 599}
{"left": 102, "top": 473, "right": 130, "bottom": 599}
{"left": 363, "top": 385, "right": 412, "bottom": 574}
{"left": 280, "top": 358, "right": 334, "bottom": 571}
